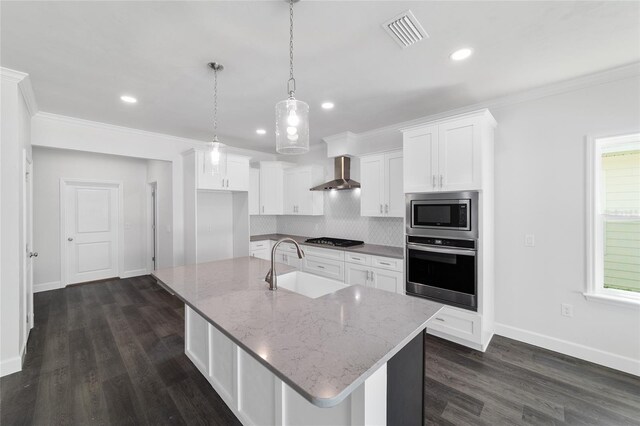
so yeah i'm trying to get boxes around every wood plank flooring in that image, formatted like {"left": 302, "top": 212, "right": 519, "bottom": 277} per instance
{"left": 1, "top": 275, "right": 639, "bottom": 425}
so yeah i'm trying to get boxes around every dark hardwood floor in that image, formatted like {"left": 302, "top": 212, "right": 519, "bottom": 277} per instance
{"left": 1, "top": 276, "right": 639, "bottom": 425}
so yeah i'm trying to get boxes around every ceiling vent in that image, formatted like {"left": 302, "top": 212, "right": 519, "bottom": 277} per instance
{"left": 383, "top": 10, "right": 428, "bottom": 48}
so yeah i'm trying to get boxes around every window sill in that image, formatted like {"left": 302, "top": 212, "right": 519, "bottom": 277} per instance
{"left": 583, "top": 292, "right": 640, "bottom": 308}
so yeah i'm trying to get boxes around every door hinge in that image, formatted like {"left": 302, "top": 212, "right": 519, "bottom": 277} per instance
{"left": 152, "top": 256, "right": 155, "bottom": 261}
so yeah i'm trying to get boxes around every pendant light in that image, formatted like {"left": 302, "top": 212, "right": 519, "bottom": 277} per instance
{"left": 206, "top": 62, "right": 227, "bottom": 176}
{"left": 275, "top": 0, "right": 309, "bottom": 154}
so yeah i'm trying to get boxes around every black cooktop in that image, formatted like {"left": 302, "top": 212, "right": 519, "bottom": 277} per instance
{"left": 305, "top": 237, "right": 365, "bottom": 248}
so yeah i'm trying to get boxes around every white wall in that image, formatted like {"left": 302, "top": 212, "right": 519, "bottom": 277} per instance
{"left": 147, "top": 159, "right": 174, "bottom": 269}
{"left": 31, "top": 112, "right": 276, "bottom": 269}
{"left": 32, "top": 147, "right": 149, "bottom": 288}
{"left": 1, "top": 69, "right": 33, "bottom": 376}
{"left": 491, "top": 75, "right": 640, "bottom": 373}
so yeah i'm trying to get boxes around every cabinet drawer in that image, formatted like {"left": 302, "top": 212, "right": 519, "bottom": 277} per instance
{"left": 427, "top": 307, "right": 481, "bottom": 343}
{"left": 250, "top": 249, "right": 270, "bottom": 261}
{"left": 302, "top": 256, "right": 345, "bottom": 281}
{"left": 345, "top": 252, "right": 371, "bottom": 266}
{"left": 372, "top": 255, "right": 402, "bottom": 272}
{"left": 250, "top": 240, "right": 271, "bottom": 250}
{"left": 303, "top": 246, "right": 345, "bottom": 261}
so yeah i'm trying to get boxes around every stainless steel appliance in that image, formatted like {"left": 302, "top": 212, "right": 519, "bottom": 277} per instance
{"left": 305, "top": 237, "right": 364, "bottom": 247}
{"left": 406, "top": 191, "right": 478, "bottom": 239}
{"left": 405, "top": 191, "right": 479, "bottom": 310}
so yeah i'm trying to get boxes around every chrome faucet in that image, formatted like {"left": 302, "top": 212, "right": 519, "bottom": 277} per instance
{"left": 265, "top": 238, "right": 305, "bottom": 290}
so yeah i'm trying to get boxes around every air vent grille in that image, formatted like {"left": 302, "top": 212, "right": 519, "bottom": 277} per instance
{"left": 383, "top": 10, "right": 428, "bottom": 48}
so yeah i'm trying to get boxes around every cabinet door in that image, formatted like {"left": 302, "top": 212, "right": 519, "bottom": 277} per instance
{"left": 226, "top": 156, "right": 249, "bottom": 191}
{"left": 384, "top": 151, "right": 404, "bottom": 217}
{"left": 283, "top": 169, "right": 297, "bottom": 214}
{"left": 438, "top": 117, "right": 482, "bottom": 191}
{"left": 295, "top": 168, "right": 312, "bottom": 215}
{"left": 197, "top": 151, "right": 224, "bottom": 190}
{"left": 249, "top": 168, "right": 260, "bottom": 215}
{"left": 260, "top": 165, "right": 284, "bottom": 215}
{"left": 360, "top": 154, "right": 385, "bottom": 217}
{"left": 345, "top": 263, "right": 370, "bottom": 287}
{"left": 403, "top": 126, "right": 438, "bottom": 193}
{"left": 371, "top": 267, "right": 404, "bottom": 294}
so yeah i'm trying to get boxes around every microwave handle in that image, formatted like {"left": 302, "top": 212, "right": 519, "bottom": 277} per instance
{"left": 407, "top": 243, "right": 476, "bottom": 257}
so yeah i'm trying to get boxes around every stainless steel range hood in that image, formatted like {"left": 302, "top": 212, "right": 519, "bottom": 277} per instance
{"left": 310, "top": 156, "right": 361, "bottom": 191}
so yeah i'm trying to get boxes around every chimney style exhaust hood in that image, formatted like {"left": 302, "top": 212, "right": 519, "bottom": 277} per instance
{"left": 310, "top": 156, "right": 361, "bottom": 191}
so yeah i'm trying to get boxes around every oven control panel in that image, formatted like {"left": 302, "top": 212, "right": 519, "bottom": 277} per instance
{"left": 407, "top": 236, "right": 476, "bottom": 249}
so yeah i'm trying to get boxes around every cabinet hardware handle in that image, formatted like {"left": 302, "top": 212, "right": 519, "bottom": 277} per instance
{"left": 432, "top": 175, "right": 436, "bottom": 188}
{"left": 385, "top": 204, "right": 388, "bottom": 214}
{"left": 367, "top": 270, "right": 371, "bottom": 280}
{"left": 379, "top": 262, "right": 391, "bottom": 266}
{"left": 221, "top": 178, "right": 225, "bottom": 187}
{"left": 352, "top": 257, "right": 360, "bottom": 261}
{"left": 317, "top": 265, "right": 325, "bottom": 269}
{"left": 439, "top": 175, "right": 443, "bottom": 188}
{"left": 68, "top": 237, "right": 74, "bottom": 242}
{"left": 262, "top": 206, "right": 264, "bottom": 213}
{"left": 379, "top": 204, "right": 383, "bottom": 214}
{"left": 435, "top": 317, "right": 445, "bottom": 322}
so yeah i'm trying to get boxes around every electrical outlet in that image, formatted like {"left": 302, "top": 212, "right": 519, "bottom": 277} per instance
{"left": 524, "top": 234, "right": 535, "bottom": 247}
{"left": 561, "top": 303, "right": 573, "bottom": 317}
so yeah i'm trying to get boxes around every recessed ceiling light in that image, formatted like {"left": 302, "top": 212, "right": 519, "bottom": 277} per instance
{"left": 120, "top": 95, "right": 137, "bottom": 104}
{"left": 321, "top": 102, "right": 334, "bottom": 110}
{"left": 450, "top": 48, "right": 473, "bottom": 61}
{"left": 256, "top": 128, "right": 267, "bottom": 135}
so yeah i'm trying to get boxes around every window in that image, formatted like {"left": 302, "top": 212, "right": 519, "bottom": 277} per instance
{"left": 587, "top": 133, "right": 640, "bottom": 305}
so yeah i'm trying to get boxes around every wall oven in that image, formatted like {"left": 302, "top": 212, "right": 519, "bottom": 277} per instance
{"left": 405, "top": 191, "right": 479, "bottom": 310}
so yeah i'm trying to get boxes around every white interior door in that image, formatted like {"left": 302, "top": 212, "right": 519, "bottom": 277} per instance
{"left": 24, "top": 154, "right": 34, "bottom": 334}
{"left": 65, "top": 183, "right": 119, "bottom": 284}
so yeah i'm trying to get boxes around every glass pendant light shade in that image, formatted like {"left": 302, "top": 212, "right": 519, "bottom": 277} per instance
{"left": 207, "top": 139, "right": 227, "bottom": 176}
{"left": 276, "top": 97, "right": 309, "bottom": 154}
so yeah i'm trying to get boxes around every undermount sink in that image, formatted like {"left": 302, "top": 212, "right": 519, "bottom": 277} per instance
{"left": 277, "top": 271, "right": 348, "bottom": 299}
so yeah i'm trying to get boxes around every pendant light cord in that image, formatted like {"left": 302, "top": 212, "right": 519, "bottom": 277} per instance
{"left": 213, "top": 67, "right": 219, "bottom": 142}
{"left": 287, "top": 0, "right": 296, "bottom": 98}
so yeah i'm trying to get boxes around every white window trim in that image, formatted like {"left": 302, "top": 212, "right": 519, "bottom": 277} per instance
{"left": 585, "top": 133, "right": 640, "bottom": 308}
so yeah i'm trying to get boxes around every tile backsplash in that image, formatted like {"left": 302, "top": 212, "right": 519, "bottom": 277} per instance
{"left": 250, "top": 190, "right": 404, "bottom": 247}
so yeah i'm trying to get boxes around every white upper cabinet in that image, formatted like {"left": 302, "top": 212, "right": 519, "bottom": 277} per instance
{"left": 283, "top": 165, "right": 324, "bottom": 216}
{"left": 360, "top": 151, "right": 403, "bottom": 218}
{"left": 196, "top": 151, "right": 250, "bottom": 191}
{"left": 259, "top": 161, "right": 287, "bottom": 215}
{"left": 249, "top": 168, "right": 260, "bottom": 215}
{"left": 402, "top": 110, "right": 495, "bottom": 193}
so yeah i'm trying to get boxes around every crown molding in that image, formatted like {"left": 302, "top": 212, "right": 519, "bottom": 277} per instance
{"left": 326, "top": 61, "right": 640, "bottom": 142}
{"left": 1, "top": 67, "right": 39, "bottom": 116}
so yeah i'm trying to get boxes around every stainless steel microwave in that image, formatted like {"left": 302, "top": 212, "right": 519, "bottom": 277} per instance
{"left": 406, "top": 191, "right": 478, "bottom": 239}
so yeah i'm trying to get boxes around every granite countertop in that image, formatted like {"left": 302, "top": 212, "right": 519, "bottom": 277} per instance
{"left": 250, "top": 233, "right": 404, "bottom": 259}
{"left": 152, "top": 257, "right": 442, "bottom": 408}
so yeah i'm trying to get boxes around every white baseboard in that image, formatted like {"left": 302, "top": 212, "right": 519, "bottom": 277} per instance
{"left": 495, "top": 323, "right": 640, "bottom": 377}
{"left": 34, "top": 280, "right": 61, "bottom": 293}
{"left": 121, "top": 269, "right": 148, "bottom": 279}
{"left": 0, "top": 355, "right": 22, "bottom": 377}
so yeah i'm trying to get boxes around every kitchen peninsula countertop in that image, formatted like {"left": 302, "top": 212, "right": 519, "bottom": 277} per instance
{"left": 250, "top": 233, "right": 404, "bottom": 259}
{"left": 152, "top": 256, "right": 441, "bottom": 408}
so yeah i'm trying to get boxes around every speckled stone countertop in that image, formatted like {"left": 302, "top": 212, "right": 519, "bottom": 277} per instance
{"left": 152, "top": 257, "right": 442, "bottom": 408}
{"left": 250, "top": 233, "right": 404, "bottom": 259}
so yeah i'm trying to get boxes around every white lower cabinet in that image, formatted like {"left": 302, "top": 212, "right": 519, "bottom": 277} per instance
{"left": 426, "top": 306, "right": 482, "bottom": 347}
{"left": 260, "top": 240, "right": 406, "bottom": 295}
{"left": 185, "top": 306, "right": 385, "bottom": 426}
{"left": 302, "top": 256, "right": 345, "bottom": 281}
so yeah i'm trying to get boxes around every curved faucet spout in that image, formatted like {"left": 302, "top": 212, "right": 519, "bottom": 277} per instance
{"left": 265, "top": 238, "right": 305, "bottom": 290}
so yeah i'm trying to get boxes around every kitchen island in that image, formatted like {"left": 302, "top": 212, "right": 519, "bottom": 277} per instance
{"left": 152, "top": 256, "right": 442, "bottom": 426}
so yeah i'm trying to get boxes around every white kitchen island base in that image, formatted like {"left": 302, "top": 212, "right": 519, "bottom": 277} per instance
{"left": 185, "top": 306, "right": 388, "bottom": 426}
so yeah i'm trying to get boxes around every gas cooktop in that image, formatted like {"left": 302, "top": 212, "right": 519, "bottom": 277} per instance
{"left": 305, "top": 237, "right": 365, "bottom": 248}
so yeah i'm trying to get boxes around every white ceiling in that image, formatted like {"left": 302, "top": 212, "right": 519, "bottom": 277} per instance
{"left": 2, "top": 1, "right": 639, "bottom": 153}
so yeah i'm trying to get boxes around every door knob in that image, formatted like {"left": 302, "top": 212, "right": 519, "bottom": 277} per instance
{"left": 29, "top": 252, "right": 38, "bottom": 258}
{"left": 68, "top": 237, "right": 74, "bottom": 241}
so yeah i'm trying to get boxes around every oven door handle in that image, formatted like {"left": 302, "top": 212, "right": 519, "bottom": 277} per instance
{"left": 407, "top": 244, "right": 476, "bottom": 257}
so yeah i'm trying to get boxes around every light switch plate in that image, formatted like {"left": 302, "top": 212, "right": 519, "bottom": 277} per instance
{"left": 524, "top": 234, "right": 535, "bottom": 247}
